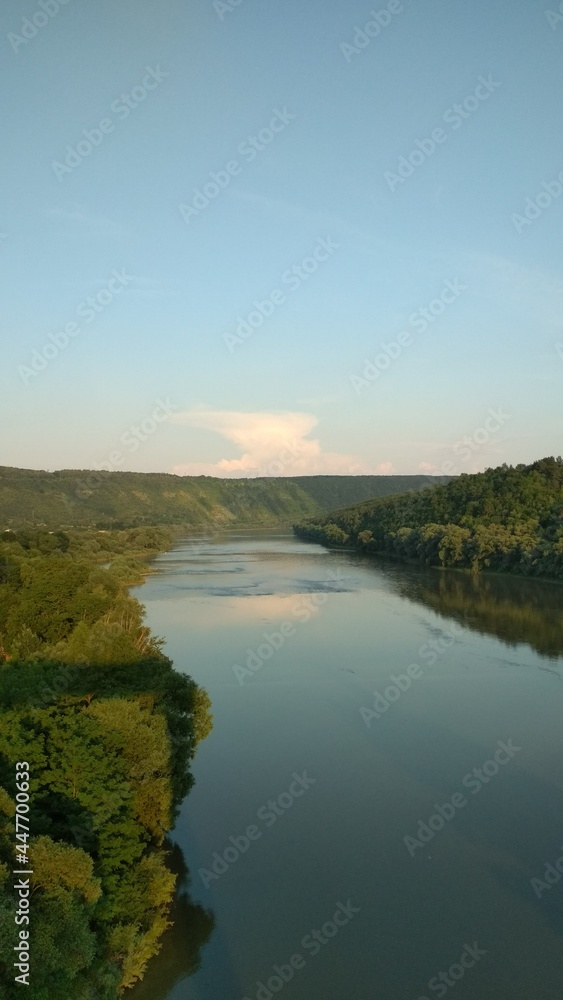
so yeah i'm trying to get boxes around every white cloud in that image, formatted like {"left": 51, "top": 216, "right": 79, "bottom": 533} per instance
{"left": 168, "top": 409, "right": 372, "bottom": 477}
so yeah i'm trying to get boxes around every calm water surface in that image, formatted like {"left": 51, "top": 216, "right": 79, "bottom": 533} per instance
{"left": 130, "top": 529, "right": 563, "bottom": 1000}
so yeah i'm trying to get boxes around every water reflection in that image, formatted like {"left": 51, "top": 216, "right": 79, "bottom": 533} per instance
{"left": 365, "top": 557, "right": 563, "bottom": 660}
{"left": 128, "top": 843, "right": 215, "bottom": 999}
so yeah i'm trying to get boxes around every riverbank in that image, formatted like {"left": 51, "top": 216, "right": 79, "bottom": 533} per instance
{"left": 0, "top": 525, "right": 213, "bottom": 998}
{"left": 294, "top": 533, "right": 563, "bottom": 587}
{"left": 293, "top": 458, "right": 563, "bottom": 582}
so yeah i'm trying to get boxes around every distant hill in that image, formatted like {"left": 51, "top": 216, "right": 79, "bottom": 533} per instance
{"left": 0, "top": 467, "right": 445, "bottom": 529}
{"left": 294, "top": 458, "right": 563, "bottom": 580}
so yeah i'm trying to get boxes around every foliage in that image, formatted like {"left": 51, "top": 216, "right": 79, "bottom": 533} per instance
{"left": 0, "top": 527, "right": 212, "bottom": 997}
{"left": 0, "top": 466, "right": 445, "bottom": 530}
{"left": 294, "top": 457, "right": 563, "bottom": 580}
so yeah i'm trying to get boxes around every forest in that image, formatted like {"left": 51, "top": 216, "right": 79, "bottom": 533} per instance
{"left": 0, "top": 526, "right": 213, "bottom": 999}
{"left": 294, "top": 457, "right": 563, "bottom": 581}
{"left": 0, "top": 466, "right": 446, "bottom": 530}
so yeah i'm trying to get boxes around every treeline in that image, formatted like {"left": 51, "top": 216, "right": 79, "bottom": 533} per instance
{"left": 0, "top": 466, "right": 446, "bottom": 530}
{"left": 294, "top": 458, "right": 563, "bottom": 580}
{"left": 0, "top": 527, "right": 213, "bottom": 998}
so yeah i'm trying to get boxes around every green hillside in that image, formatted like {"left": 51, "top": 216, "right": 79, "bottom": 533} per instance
{"left": 0, "top": 467, "right": 444, "bottom": 530}
{"left": 294, "top": 457, "right": 563, "bottom": 580}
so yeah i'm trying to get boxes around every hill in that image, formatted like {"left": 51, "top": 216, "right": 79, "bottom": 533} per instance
{"left": 0, "top": 467, "right": 445, "bottom": 529}
{"left": 293, "top": 458, "right": 563, "bottom": 580}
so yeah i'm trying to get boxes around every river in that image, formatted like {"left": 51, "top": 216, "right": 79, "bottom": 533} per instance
{"left": 130, "top": 528, "right": 563, "bottom": 1000}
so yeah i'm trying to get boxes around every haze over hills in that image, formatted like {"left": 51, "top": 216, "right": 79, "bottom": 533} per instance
{"left": 0, "top": 467, "right": 448, "bottom": 530}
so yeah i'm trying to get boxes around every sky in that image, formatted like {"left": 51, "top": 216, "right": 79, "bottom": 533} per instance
{"left": 1, "top": 0, "right": 562, "bottom": 477}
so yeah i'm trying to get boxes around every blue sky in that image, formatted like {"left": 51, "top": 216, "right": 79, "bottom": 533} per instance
{"left": 1, "top": 0, "right": 562, "bottom": 476}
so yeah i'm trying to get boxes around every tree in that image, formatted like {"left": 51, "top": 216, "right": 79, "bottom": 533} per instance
{"left": 30, "top": 836, "right": 101, "bottom": 904}
{"left": 438, "top": 525, "right": 471, "bottom": 567}
{"left": 87, "top": 699, "right": 172, "bottom": 840}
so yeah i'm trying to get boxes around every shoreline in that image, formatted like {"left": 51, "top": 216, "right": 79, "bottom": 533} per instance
{"left": 292, "top": 533, "right": 563, "bottom": 587}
